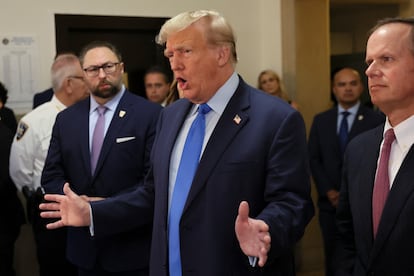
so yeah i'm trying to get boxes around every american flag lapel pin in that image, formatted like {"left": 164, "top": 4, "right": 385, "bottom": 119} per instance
{"left": 119, "top": 110, "right": 126, "bottom": 118}
{"left": 233, "top": 114, "right": 241, "bottom": 125}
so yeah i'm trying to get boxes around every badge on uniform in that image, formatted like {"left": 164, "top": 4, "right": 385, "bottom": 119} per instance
{"left": 16, "top": 121, "right": 29, "bottom": 140}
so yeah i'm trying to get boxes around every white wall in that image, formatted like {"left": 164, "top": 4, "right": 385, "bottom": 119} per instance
{"left": 0, "top": 0, "right": 283, "bottom": 113}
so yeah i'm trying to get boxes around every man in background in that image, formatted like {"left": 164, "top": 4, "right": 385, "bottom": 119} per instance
{"left": 308, "top": 67, "right": 384, "bottom": 276}
{"left": 144, "top": 65, "right": 171, "bottom": 106}
{"left": 336, "top": 17, "right": 414, "bottom": 275}
{"left": 9, "top": 53, "right": 89, "bottom": 276}
{"left": 41, "top": 41, "right": 161, "bottom": 275}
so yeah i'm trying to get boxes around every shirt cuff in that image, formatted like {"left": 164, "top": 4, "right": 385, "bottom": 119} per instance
{"left": 88, "top": 203, "right": 94, "bottom": 236}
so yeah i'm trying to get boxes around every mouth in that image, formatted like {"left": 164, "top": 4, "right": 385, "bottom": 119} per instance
{"left": 176, "top": 77, "right": 188, "bottom": 90}
{"left": 369, "top": 84, "right": 386, "bottom": 91}
{"left": 99, "top": 82, "right": 111, "bottom": 90}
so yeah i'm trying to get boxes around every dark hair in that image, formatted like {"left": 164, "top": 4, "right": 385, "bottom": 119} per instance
{"left": 144, "top": 65, "right": 172, "bottom": 83}
{"left": 78, "top": 41, "right": 122, "bottom": 65}
{"left": 0, "top": 81, "right": 8, "bottom": 104}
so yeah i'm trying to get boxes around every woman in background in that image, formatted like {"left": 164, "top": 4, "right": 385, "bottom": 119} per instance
{"left": 257, "top": 69, "right": 299, "bottom": 110}
{"left": 165, "top": 79, "right": 184, "bottom": 106}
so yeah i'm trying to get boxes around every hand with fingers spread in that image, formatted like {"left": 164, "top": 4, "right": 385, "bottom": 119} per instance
{"left": 39, "top": 183, "right": 92, "bottom": 229}
{"left": 235, "top": 201, "right": 271, "bottom": 267}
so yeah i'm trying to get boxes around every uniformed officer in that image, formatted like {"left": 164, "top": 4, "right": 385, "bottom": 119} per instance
{"left": 9, "top": 53, "right": 89, "bottom": 276}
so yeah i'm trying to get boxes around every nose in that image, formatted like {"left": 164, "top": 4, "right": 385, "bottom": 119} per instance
{"left": 169, "top": 57, "right": 183, "bottom": 72}
{"left": 365, "top": 62, "right": 379, "bottom": 78}
{"left": 98, "top": 67, "right": 107, "bottom": 78}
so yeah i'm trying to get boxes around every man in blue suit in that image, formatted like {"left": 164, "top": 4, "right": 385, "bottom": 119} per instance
{"left": 308, "top": 67, "right": 384, "bottom": 276}
{"left": 41, "top": 10, "right": 314, "bottom": 275}
{"left": 41, "top": 41, "right": 161, "bottom": 275}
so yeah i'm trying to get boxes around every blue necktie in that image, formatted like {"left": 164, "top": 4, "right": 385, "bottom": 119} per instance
{"left": 168, "top": 103, "right": 211, "bottom": 276}
{"left": 338, "top": 111, "right": 350, "bottom": 155}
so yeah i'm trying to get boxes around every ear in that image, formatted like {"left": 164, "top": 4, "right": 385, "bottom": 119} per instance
{"left": 119, "top": 62, "right": 125, "bottom": 74}
{"left": 65, "top": 78, "right": 74, "bottom": 95}
{"left": 217, "top": 45, "right": 231, "bottom": 67}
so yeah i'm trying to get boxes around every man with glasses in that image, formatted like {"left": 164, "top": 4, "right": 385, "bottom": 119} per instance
{"left": 41, "top": 41, "right": 161, "bottom": 275}
{"left": 10, "top": 53, "right": 89, "bottom": 276}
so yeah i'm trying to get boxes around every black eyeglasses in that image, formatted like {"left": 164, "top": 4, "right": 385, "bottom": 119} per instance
{"left": 83, "top": 62, "right": 121, "bottom": 77}
{"left": 68, "top": 76, "right": 85, "bottom": 81}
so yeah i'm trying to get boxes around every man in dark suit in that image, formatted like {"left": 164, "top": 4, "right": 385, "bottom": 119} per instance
{"left": 32, "top": 88, "right": 53, "bottom": 109}
{"left": 335, "top": 17, "right": 414, "bottom": 275}
{"left": 308, "top": 67, "right": 384, "bottom": 276}
{"left": 0, "top": 121, "right": 25, "bottom": 276}
{"left": 40, "top": 10, "right": 314, "bottom": 275}
{"left": 41, "top": 41, "right": 161, "bottom": 275}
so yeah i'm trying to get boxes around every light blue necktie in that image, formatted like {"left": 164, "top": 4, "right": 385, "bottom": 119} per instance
{"left": 168, "top": 103, "right": 211, "bottom": 276}
{"left": 338, "top": 111, "right": 350, "bottom": 155}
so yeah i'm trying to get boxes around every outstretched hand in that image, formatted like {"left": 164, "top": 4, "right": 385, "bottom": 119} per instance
{"left": 235, "top": 201, "right": 271, "bottom": 267}
{"left": 39, "top": 183, "right": 92, "bottom": 229}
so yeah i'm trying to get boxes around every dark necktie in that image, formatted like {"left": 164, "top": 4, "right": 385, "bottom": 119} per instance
{"left": 372, "top": 128, "right": 395, "bottom": 238}
{"left": 168, "top": 103, "right": 211, "bottom": 276}
{"left": 91, "top": 105, "right": 107, "bottom": 174}
{"left": 338, "top": 111, "right": 350, "bottom": 155}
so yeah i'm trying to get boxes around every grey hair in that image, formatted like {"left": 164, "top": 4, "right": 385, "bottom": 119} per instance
{"left": 51, "top": 53, "right": 81, "bottom": 92}
{"left": 156, "top": 10, "right": 238, "bottom": 63}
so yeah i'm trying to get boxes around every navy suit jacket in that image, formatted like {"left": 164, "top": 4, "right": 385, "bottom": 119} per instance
{"left": 92, "top": 78, "right": 314, "bottom": 275}
{"left": 336, "top": 125, "right": 414, "bottom": 275}
{"left": 308, "top": 105, "right": 384, "bottom": 210}
{"left": 33, "top": 88, "right": 53, "bottom": 109}
{"left": 41, "top": 90, "right": 161, "bottom": 272}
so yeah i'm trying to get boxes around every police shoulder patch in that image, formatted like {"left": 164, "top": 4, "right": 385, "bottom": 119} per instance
{"left": 16, "top": 121, "right": 29, "bottom": 140}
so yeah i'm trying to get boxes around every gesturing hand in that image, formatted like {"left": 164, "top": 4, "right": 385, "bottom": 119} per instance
{"left": 39, "top": 183, "right": 92, "bottom": 229}
{"left": 235, "top": 201, "right": 271, "bottom": 267}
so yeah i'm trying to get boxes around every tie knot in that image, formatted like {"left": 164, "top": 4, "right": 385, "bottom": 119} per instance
{"left": 384, "top": 128, "right": 396, "bottom": 145}
{"left": 342, "top": 111, "right": 350, "bottom": 118}
{"left": 97, "top": 105, "right": 107, "bottom": 116}
{"left": 198, "top": 103, "right": 211, "bottom": 115}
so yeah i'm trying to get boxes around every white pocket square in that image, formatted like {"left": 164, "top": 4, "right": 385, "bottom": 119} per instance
{"left": 116, "top": 136, "right": 136, "bottom": 143}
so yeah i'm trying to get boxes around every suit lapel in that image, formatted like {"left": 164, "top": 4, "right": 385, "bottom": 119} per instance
{"left": 156, "top": 100, "right": 193, "bottom": 222}
{"left": 327, "top": 108, "right": 342, "bottom": 155}
{"left": 353, "top": 128, "right": 382, "bottom": 257}
{"left": 183, "top": 81, "right": 250, "bottom": 214}
{"left": 370, "top": 145, "right": 414, "bottom": 261}
{"left": 79, "top": 99, "right": 93, "bottom": 177}
{"left": 349, "top": 106, "right": 368, "bottom": 139}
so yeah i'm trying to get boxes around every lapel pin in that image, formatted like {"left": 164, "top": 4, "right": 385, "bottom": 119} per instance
{"left": 358, "top": 115, "right": 364, "bottom": 121}
{"left": 119, "top": 110, "right": 126, "bottom": 118}
{"left": 233, "top": 114, "right": 241, "bottom": 125}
